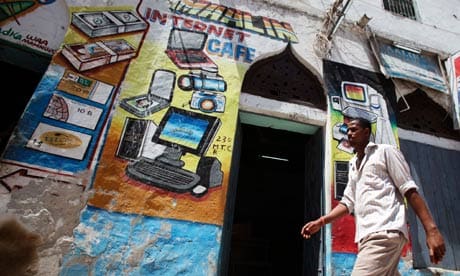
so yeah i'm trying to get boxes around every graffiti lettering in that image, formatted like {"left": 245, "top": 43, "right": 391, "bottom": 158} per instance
{"left": 148, "top": 9, "right": 168, "bottom": 24}
{"left": 211, "top": 136, "right": 232, "bottom": 154}
{"left": 0, "top": 27, "right": 22, "bottom": 40}
{"left": 21, "top": 37, "right": 55, "bottom": 55}
{"left": 25, "top": 35, "right": 49, "bottom": 46}
{"left": 145, "top": 9, "right": 250, "bottom": 43}
{"left": 211, "top": 144, "right": 232, "bottom": 155}
{"left": 170, "top": 0, "right": 298, "bottom": 43}
{"left": 207, "top": 39, "right": 255, "bottom": 63}
{"left": 77, "top": 108, "right": 92, "bottom": 116}
{"left": 0, "top": 25, "right": 55, "bottom": 54}
{"left": 215, "top": 136, "right": 232, "bottom": 143}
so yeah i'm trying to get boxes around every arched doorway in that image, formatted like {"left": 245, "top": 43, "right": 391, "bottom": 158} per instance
{"left": 225, "top": 44, "right": 326, "bottom": 276}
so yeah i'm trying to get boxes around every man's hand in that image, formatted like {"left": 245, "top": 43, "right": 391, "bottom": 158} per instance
{"left": 300, "top": 218, "right": 323, "bottom": 239}
{"left": 426, "top": 227, "right": 446, "bottom": 264}
{"left": 301, "top": 205, "right": 348, "bottom": 239}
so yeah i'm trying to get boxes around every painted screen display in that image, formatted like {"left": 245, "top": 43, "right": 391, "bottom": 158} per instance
{"left": 158, "top": 112, "right": 209, "bottom": 150}
{"left": 342, "top": 82, "right": 367, "bottom": 104}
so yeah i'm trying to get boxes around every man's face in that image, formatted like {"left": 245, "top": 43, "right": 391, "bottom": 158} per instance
{"left": 346, "top": 120, "right": 369, "bottom": 148}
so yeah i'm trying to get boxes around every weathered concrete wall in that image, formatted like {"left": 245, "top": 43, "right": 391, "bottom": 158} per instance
{"left": 1, "top": 0, "right": 460, "bottom": 275}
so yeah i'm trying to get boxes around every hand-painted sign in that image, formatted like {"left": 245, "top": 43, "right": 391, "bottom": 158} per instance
{"left": 375, "top": 41, "right": 448, "bottom": 93}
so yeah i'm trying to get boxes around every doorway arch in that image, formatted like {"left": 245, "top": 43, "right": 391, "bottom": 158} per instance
{"left": 223, "top": 44, "right": 327, "bottom": 276}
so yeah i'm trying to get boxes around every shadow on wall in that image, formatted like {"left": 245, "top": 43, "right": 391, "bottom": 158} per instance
{"left": 0, "top": 215, "right": 43, "bottom": 275}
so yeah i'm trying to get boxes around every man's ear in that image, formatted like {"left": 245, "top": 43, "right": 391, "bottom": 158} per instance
{"left": 365, "top": 127, "right": 371, "bottom": 138}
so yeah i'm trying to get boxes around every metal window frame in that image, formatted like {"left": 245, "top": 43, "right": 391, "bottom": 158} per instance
{"left": 383, "top": 0, "right": 418, "bottom": 20}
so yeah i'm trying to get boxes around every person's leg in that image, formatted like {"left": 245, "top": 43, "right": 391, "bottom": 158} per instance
{"left": 352, "top": 231, "right": 407, "bottom": 276}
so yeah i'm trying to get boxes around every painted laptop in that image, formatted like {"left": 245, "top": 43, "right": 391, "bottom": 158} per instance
{"left": 165, "top": 28, "right": 217, "bottom": 70}
{"left": 120, "top": 69, "right": 175, "bottom": 117}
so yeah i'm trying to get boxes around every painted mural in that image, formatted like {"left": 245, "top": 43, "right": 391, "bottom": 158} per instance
{"left": 1, "top": 0, "right": 300, "bottom": 274}
{"left": 78, "top": 0, "right": 297, "bottom": 225}
{"left": 0, "top": 0, "right": 68, "bottom": 58}
{"left": 3, "top": 0, "right": 460, "bottom": 274}
{"left": 323, "top": 60, "right": 419, "bottom": 273}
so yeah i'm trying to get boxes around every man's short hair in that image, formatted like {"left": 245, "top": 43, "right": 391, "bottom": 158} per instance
{"left": 351, "top": 117, "right": 372, "bottom": 131}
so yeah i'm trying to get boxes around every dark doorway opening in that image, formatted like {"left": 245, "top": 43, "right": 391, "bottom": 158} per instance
{"left": 228, "top": 123, "right": 310, "bottom": 275}
{"left": 0, "top": 61, "right": 42, "bottom": 154}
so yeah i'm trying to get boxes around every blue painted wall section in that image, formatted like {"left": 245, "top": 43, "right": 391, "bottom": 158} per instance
{"left": 60, "top": 206, "right": 222, "bottom": 275}
{"left": 2, "top": 64, "right": 114, "bottom": 172}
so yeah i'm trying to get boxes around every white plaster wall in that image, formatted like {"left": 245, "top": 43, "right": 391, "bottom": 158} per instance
{"left": 230, "top": 0, "right": 330, "bottom": 126}
{"left": 221, "top": 0, "right": 326, "bottom": 72}
{"left": 242, "top": 0, "right": 460, "bottom": 116}
{"left": 261, "top": 0, "right": 460, "bottom": 64}
{"left": 304, "top": 0, "right": 460, "bottom": 56}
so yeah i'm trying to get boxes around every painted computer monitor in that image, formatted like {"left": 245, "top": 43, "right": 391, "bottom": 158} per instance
{"left": 151, "top": 106, "right": 221, "bottom": 157}
{"left": 340, "top": 81, "right": 378, "bottom": 123}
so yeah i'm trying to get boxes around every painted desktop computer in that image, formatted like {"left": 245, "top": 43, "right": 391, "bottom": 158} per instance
{"left": 333, "top": 81, "right": 378, "bottom": 123}
{"left": 331, "top": 81, "right": 397, "bottom": 148}
{"left": 125, "top": 107, "right": 223, "bottom": 197}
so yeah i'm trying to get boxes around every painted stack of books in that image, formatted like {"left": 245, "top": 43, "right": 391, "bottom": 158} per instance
{"left": 61, "top": 39, "right": 137, "bottom": 71}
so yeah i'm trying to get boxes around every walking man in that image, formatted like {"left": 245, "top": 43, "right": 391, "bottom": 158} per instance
{"left": 301, "top": 117, "right": 445, "bottom": 275}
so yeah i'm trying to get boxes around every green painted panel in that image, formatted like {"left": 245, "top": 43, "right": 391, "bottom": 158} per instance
{"left": 239, "top": 111, "right": 319, "bottom": 135}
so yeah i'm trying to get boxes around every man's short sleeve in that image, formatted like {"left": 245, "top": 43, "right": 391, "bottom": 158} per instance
{"left": 384, "top": 146, "right": 419, "bottom": 195}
